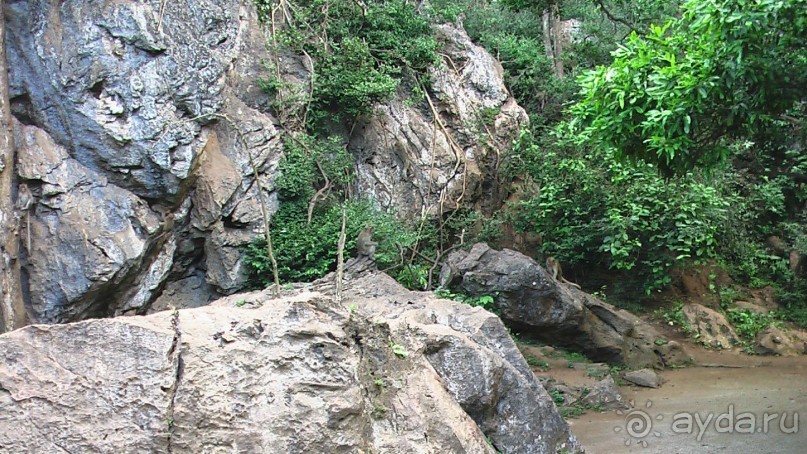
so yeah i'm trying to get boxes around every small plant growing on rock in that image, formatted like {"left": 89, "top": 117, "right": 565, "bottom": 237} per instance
{"left": 434, "top": 289, "right": 497, "bottom": 312}
{"left": 390, "top": 342, "right": 409, "bottom": 358}
{"left": 656, "top": 302, "right": 693, "bottom": 336}
{"left": 371, "top": 405, "right": 388, "bottom": 419}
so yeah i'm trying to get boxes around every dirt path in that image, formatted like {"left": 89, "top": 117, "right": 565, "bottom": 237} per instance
{"left": 570, "top": 350, "right": 807, "bottom": 453}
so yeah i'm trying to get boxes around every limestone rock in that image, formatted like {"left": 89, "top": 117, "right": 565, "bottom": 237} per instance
{"left": 622, "top": 368, "right": 663, "bottom": 388}
{"left": 349, "top": 24, "right": 527, "bottom": 218}
{"left": 441, "top": 243, "right": 692, "bottom": 369}
{"left": 681, "top": 303, "right": 741, "bottom": 349}
{"left": 755, "top": 326, "right": 807, "bottom": 356}
{"left": 580, "top": 375, "right": 629, "bottom": 410}
{"left": 0, "top": 274, "right": 581, "bottom": 454}
{"left": 6, "top": 0, "right": 284, "bottom": 322}
{"left": 14, "top": 121, "right": 165, "bottom": 322}
{"left": 5, "top": 0, "right": 528, "bottom": 325}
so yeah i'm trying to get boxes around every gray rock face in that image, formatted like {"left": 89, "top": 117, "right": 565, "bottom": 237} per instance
{"left": 681, "top": 303, "right": 741, "bottom": 349}
{"left": 0, "top": 273, "right": 581, "bottom": 454}
{"left": 349, "top": 24, "right": 527, "bottom": 217}
{"left": 9, "top": 0, "right": 239, "bottom": 196}
{"left": 6, "top": 0, "right": 283, "bottom": 322}
{"left": 622, "top": 368, "right": 663, "bottom": 388}
{"left": 14, "top": 120, "right": 166, "bottom": 321}
{"left": 441, "top": 243, "right": 693, "bottom": 369}
{"left": 5, "top": 0, "right": 526, "bottom": 324}
{"left": 580, "top": 375, "right": 629, "bottom": 410}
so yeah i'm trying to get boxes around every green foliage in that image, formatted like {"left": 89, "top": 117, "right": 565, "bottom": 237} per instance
{"left": 371, "top": 405, "right": 388, "bottom": 418}
{"left": 434, "top": 289, "right": 497, "bottom": 312}
{"left": 313, "top": 36, "right": 399, "bottom": 120}
{"left": 258, "top": 0, "right": 438, "bottom": 124}
{"left": 390, "top": 342, "right": 409, "bottom": 358}
{"left": 777, "top": 279, "right": 807, "bottom": 329}
{"left": 571, "top": 0, "right": 807, "bottom": 177}
{"left": 548, "top": 388, "right": 565, "bottom": 405}
{"left": 249, "top": 0, "right": 807, "bottom": 310}
{"left": 726, "top": 308, "right": 780, "bottom": 340}
{"left": 243, "top": 200, "right": 413, "bottom": 286}
{"left": 275, "top": 133, "right": 353, "bottom": 200}
{"left": 656, "top": 302, "right": 693, "bottom": 336}
{"left": 509, "top": 128, "right": 732, "bottom": 293}
{"left": 560, "top": 396, "right": 603, "bottom": 419}
{"left": 525, "top": 355, "right": 551, "bottom": 371}
{"left": 547, "top": 348, "right": 590, "bottom": 364}
{"left": 444, "top": 0, "right": 578, "bottom": 127}
{"left": 242, "top": 198, "right": 488, "bottom": 290}
{"left": 396, "top": 265, "right": 430, "bottom": 291}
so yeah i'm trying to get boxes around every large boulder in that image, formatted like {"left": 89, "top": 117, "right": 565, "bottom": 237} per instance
{"left": 0, "top": 272, "right": 581, "bottom": 454}
{"left": 5, "top": 0, "right": 527, "bottom": 327}
{"left": 755, "top": 326, "right": 807, "bottom": 356}
{"left": 440, "top": 243, "right": 692, "bottom": 369}
{"left": 681, "top": 303, "right": 741, "bottom": 349}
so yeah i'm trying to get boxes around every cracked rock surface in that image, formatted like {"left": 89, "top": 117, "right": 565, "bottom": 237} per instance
{"left": 6, "top": 0, "right": 525, "bottom": 325}
{"left": 0, "top": 273, "right": 581, "bottom": 454}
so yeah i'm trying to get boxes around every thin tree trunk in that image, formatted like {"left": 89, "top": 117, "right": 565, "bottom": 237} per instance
{"left": 0, "top": 0, "right": 28, "bottom": 333}
{"left": 542, "top": 6, "right": 564, "bottom": 79}
{"left": 250, "top": 158, "right": 280, "bottom": 298}
{"left": 335, "top": 205, "right": 346, "bottom": 303}
{"left": 551, "top": 4, "right": 564, "bottom": 79}
{"left": 542, "top": 9, "right": 553, "bottom": 61}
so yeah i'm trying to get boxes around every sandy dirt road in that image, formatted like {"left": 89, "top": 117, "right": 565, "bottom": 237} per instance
{"left": 570, "top": 353, "right": 807, "bottom": 453}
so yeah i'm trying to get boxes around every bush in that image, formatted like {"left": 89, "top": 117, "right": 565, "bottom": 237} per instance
{"left": 243, "top": 200, "right": 415, "bottom": 286}
{"left": 726, "top": 309, "right": 780, "bottom": 340}
{"left": 257, "top": 0, "right": 438, "bottom": 125}
{"left": 507, "top": 128, "right": 733, "bottom": 293}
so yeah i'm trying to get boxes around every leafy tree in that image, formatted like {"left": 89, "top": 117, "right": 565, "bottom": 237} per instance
{"left": 571, "top": 0, "right": 807, "bottom": 176}
{"left": 508, "top": 128, "right": 734, "bottom": 293}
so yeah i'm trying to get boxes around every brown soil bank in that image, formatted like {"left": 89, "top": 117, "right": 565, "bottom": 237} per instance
{"left": 571, "top": 351, "right": 807, "bottom": 453}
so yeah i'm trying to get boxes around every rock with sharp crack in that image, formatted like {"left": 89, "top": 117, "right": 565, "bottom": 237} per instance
{"left": 0, "top": 272, "right": 582, "bottom": 454}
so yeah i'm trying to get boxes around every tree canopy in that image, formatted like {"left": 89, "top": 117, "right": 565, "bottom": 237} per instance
{"left": 571, "top": 0, "right": 807, "bottom": 176}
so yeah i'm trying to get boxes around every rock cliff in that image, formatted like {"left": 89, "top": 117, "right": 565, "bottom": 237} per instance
{"left": 5, "top": 0, "right": 524, "bottom": 324}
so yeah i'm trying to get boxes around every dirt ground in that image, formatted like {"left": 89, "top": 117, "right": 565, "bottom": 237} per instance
{"left": 528, "top": 328, "right": 807, "bottom": 454}
{"left": 570, "top": 351, "right": 807, "bottom": 453}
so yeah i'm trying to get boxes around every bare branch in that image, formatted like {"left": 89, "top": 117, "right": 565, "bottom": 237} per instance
{"left": 593, "top": 0, "right": 641, "bottom": 35}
